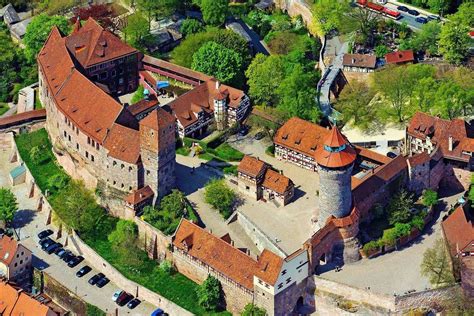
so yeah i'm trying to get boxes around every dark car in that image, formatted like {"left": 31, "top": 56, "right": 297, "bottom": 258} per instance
{"left": 60, "top": 250, "right": 74, "bottom": 261}
{"left": 127, "top": 298, "right": 141, "bottom": 309}
{"left": 68, "top": 255, "right": 84, "bottom": 268}
{"left": 427, "top": 14, "right": 440, "bottom": 21}
{"left": 238, "top": 126, "right": 249, "bottom": 136}
{"left": 96, "top": 276, "right": 110, "bottom": 288}
{"left": 45, "top": 242, "right": 62, "bottom": 254}
{"left": 386, "top": 152, "right": 398, "bottom": 159}
{"left": 37, "top": 229, "right": 53, "bottom": 239}
{"left": 116, "top": 292, "right": 133, "bottom": 306}
{"left": 76, "top": 265, "right": 92, "bottom": 277}
{"left": 408, "top": 9, "right": 420, "bottom": 16}
{"left": 40, "top": 238, "right": 55, "bottom": 249}
{"left": 55, "top": 248, "right": 66, "bottom": 257}
{"left": 254, "top": 131, "right": 265, "bottom": 140}
{"left": 415, "top": 17, "right": 428, "bottom": 24}
{"left": 397, "top": 5, "right": 408, "bottom": 12}
{"left": 88, "top": 273, "right": 105, "bottom": 285}
{"left": 151, "top": 309, "right": 165, "bottom": 316}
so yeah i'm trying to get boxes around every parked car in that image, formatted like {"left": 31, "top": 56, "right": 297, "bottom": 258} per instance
{"left": 116, "top": 292, "right": 133, "bottom": 306}
{"left": 386, "top": 152, "right": 397, "bottom": 159}
{"left": 427, "top": 14, "right": 440, "bottom": 21}
{"left": 112, "top": 290, "right": 123, "bottom": 302}
{"left": 60, "top": 250, "right": 74, "bottom": 262}
{"left": 40, "top": 238, "right": 55, "bottom": 250}
{"left": 76, "top": 265, "right": 92, "bottom": 277}
{"left": 238, "top": 125, "right": 249, "bottom": 136}
{"left": 37, "top": 229, "right": 53, "bottom": 239}
{"left": 415, "top": 17, "right": 428, "bottom": 24}
{"left": 45, "top": 242, "right": 62, "bottom": 254}
{"left": 254, "top": 131, "right": 265, "bottom": 140}
{"left": 408, "top": 9, "right": 420, "bottom": 16}
{"left": 127, "top": 298, "right": 141, "bottom": 309}
{"left": 96, "top": 276, "right": 110, "bottom": 288}
{"left": 151, "top": 309, "right": 165, "bottom": 316}
{"left": 55, "top": 248, "right": 66, "bottom": 257}
{"left": 39, "top": 237, "right": 53, "bottom": 247}
{"left": 397, "top": 5, "right": 408, "bottom": 12}
{"left": 88, "top": 273, "right": 105, "bottom": 285}
{"left": 67, "top": 255, "right": 84, "bottom": 268}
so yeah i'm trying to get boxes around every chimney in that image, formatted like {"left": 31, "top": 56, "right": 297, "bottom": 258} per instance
{"left": 280, "top": 170, "right": 283, "bottom": 175}
{"left": 246, "top": 249, "right": 250, "bottom": 255}
{"left": 448, "top": 136, "right": 453, "bottom": 151}
{"left": 231, "top": 240, "right": 234, "bottom": 246}
{"left": 215, "top": 81, "right": 220, "bottom": 90}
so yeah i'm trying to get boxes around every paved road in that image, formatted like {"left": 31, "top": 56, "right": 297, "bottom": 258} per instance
{"left": 0, "top": 103, "right": 16, "bottom": 118}
{"left": 0, "top": 134, "right": 158, "bottom": 316}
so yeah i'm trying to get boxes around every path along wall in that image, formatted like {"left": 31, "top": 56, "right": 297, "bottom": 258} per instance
{"left": 314, "top": 276, "right": 460, "bottom": 315}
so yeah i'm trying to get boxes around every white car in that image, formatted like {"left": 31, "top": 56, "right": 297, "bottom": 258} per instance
{"left": 112, "top": 290, "right": 123, "bottom": 302}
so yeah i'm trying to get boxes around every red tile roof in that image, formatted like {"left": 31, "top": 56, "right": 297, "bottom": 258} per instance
{"left": 442, "top": 205, "right": 474, "bottom": 257}
{"left": 103, "top": 123, "right": 141, "bottom": 164}
{"left": 274, "top": 117, "right": 330, "bottom": 157}
{"left": 0, "top": 236, "right": 19, "bottom": 265}
{"left": 127, "top": 95, "right": 159, "bottom": 117}
{"left": 315, "top": 126, "right": 357, "bottom": 168}
{"left": 142, "top": 55, "right": 212, "bottom": 84}
{"left": 125, "top": 185, "right": 154, "bottom": 205}
{"left": 408, "top": 112, "right": 473, "bottom": 163}
{"left": 238, "top": 155, "right": 267, "bottom": 178}
{"left": 139, "top": 107, "right": 176, "bottom": 131}
{"left": 0, "top": 282, "right": 53, "bottom": 316}
{"left": 343, "top": 54, "right": 376, "bottom": 69}
{"left": 65, "top": 18, "right": 137, "bottom": 68}
{"left": 0, "top": 109, "right": 46, "bottom": 130}
{"left": 385, "top": 50, "right": 414, "bottom": 64}
{"left": 173, "top": 220, "right": 284, "bottom": 289}
{"left": 255, "top": 249, "right": 284, "bottom": 285}
{"left": 407, "top": 152, "right": 430, "bottom": 166}
{"left": 168, "top": 79, "right": 244, "bottom": 128}
{"left": 261, "top": 169, "right": 293, "bottom": 195}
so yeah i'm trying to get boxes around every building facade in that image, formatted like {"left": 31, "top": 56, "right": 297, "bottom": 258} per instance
{"left": 0, "top": 236, "right": 32, "bottom": 285}
{"left": 38, "top": 18, "right": 176, "bottom": 208}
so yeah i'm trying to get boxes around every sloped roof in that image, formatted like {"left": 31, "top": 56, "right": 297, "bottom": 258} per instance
{"left": 274, "top": 117, "right": 330, "bottom": 157}
{"left": 103, "top": 123, "right": 141, "bottom": 164}
{"left": 125, "top": 185, "right": 154, "bottom": 205}
{"left": 385, "top": 50, "right": 414, "bottom": 64}
{"left": 238, "top": 155, "right": 267, "bottom": 178}
{"left": 65, "top": 18, "right": 137, "bottom": 68}
{"left": 442, "top": 205, "right": 474, "bottom": 257}
{"left": 0, "top": 282, "right": 19, "bottom": 315}
{"left": 0, "top": 236, "right": 19, "bottom": 265}
{"left": 128, "top": 95, "right": 159, "bottom": 117}
{"left": 12, "top": 292, "right": 52, "bottom": 316}
{"left": 408, "top": 112, "right": 473, "bottom": 163}
{"left": 140, "top": 107, "right": 176, "bottom": 131}
{"left": 173, "top": 220, "right": 259, "bottom": 290}
{"left": 343, "top": 54, "right": 376, "bottom": 69}
{"left": 255, "top": 249, "right": 284, "bottom": 285}
{"left": 315, "top": 126, "right": 357, "bottom": 168}
{"left": 261, "top": 169, "right": 293, "bottom": 195}
{"left": 408, "top": 152, "right": 430, "bottom": 167}
{"left": 2, "top": 4, "right": 19, "bottom": 25}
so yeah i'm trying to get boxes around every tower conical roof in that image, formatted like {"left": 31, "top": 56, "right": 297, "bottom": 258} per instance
{"left": 315, "top": 126, "right": 357, "bottom": 168}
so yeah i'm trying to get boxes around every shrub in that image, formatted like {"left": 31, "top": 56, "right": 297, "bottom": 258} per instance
{"left": 197, "top": 275, "right": 222, "bottom": 311}
{"left": 159, "top": 260, "right": 174, "bottom": 275}
{"left": 241, "top": 303, "right": 267, "bottom": 316}
{"left": 363, "top": 240, "right": 380, "bottom": 254}
{"left": 204, "top": 179, "right": 236, "bottom": 219}
{"left": 223, "top": 165, "right": 237, "bottom": 175}
{"left": 410, "top": 215, "right": 425, "bottom": 231}
{"left": 265, "top": 145, "right": 275, "bottom": 157}
{"left": 131, "top": 85, "right": 144, "bottom": 104}
{"left": 422, "top": 189, "right": 438, "bottom": 207}
{"left": 388, "top": 190, "right": 414, "bottom": 225}
{"left": 47, "top": 173, "right": 69, "bottom": 193}
{"left": 180, "top": 18, "right": 204, "bottom": 37}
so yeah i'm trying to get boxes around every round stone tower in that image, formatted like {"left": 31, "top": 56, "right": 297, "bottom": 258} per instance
{"left": 315, "top": 126, "right": 357, "bottom": 226}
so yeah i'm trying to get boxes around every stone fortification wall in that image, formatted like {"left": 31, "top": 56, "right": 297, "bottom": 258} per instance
{"left": 232, "top": 211, "right": 287, "bottom": 257}
{"left": 69, "top": 232, "right": 193, "bottom": 316}
{"left": 134, "top": 216, "right": 172, "bottom": 260}
{"left": 275, "top": 0, "right": 313, "bottom": 28}
{"left": 173, "top": 250, "right": 253, "bottom": 314}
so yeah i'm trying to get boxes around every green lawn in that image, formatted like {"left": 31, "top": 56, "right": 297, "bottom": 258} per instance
{"left": 0, "top": 103, "right": 9, "bottom": 116}
{"left": 15, "top": 129, "right": 230, "bottom": 316}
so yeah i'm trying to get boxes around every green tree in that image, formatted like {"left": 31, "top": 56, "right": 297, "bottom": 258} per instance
{"left": 439, "top": 20, "right": 470, "bottom": 64}
{"left": 387, "top": 190, "right": 413, "bottom": 225}
{"left": 276, "top": 64, "right": 320, "bottom": 123}
{"left": 427, "top": 0, "right": 449, "bottom": 15}
{"left": 311, "top": 0, "right": 350, "bottom": 36}
{"left": 374, "top": 45, "right": 390, "bottom": 58}
{"left": 241, "top": 303, "right": 267, "bottom": 316}
{"left": 123, "top": 13, "right": 149, "bottom": 48}
{"left": 433, "top": 80, "right": 466, "bottom": 119}
{"left": 131, "top": 85, "right": 145, "bottom": 104}
{"left": 136, "top": 0, "right": 178, "bottom": 30}
{"left": 410, "top": 77, "right": 437, "bottom": 112}
{"left": 422, "top": 189, "right": 438, "bottom": 207}
{"left": 245, "top": 54, "right": 284, "bottom": 106}
{"left": 196, "top": 275, "right": 222, "bottom": 311}
{"left": 421, "top": 238, "right": 455, "bottom": 288}
{"left": 200, "top": 0, "right": 228, "bottom": 26}
{"left": 29, "top": 145, "right": 44, "bottom": 165}
{"left": 108, "top": 219, "right": 140, "bottom": 266}
{"left": 180, "top": 18, "right": 204, "bottom": 37}
{"left": 345, "top": 6, "right": 379, "bottom": 46}
{"left": 47, "top": 173, "right": 69, "bottom": 193}
{"left": 142, "top": 190, "right": 187, "bottom": 235}
{"left": 410, "top": 21, "right": 441, "bottom": 55}
{"left": 192, "top": 41, "right": 243, "bottom": 86}
{"left": 448, "top": 2, "right": 474, "bottom": 28}
{"left": 335, "top": 80, "right": 377, "bottom": 131}
{"left": 204, "top": 179, "right": 236, "bottom": 219}
{"left": 24, "top": 14, "right": 70, "bottom": 62}
{"left": 0, "top": 188, "right": 18, "bottom": 226}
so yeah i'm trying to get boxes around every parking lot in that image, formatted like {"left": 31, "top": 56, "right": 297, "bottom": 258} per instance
{"left": 0, "top": 134, "right": 158, "bottom": 315}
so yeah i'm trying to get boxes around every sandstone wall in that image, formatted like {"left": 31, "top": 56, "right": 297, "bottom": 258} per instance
{"left": 134, "top": 216, "right": 172, "bottom": 260}
{"left": 274, "top": 0, "right": 313, "bottom": 28}
{"left": 173, "top": 250, "right": 253, "bottom": 314}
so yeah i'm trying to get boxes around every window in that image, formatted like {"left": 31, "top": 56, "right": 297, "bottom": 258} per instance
{"left": 14, "top": 263, "right": 17, "bottom": 267}
{"left": 286, "top": 277, "right": 292, "bottom": 284}
{"left": 277, "top": 283, "right": 283, "bottom": 289}
{"left": 91, "top": 155, "right": 95, "bottom": 162}
{"left": 281, "top": 269, "right": 287, "bottom": 275}
{"left": 121, "top": 164, "right": 124, "bottom": 169}
{"left": 113, "top": 180, "right": 116, "bottom": 185}
{"left": 85, "top": 151, "right": 89, "bottom": 158}
{"left": 76, "top": 143, "right": 79, "bottom": 150}
{"left": 20, "top": 260, "right": 23, "bottom": 264}
{"left": 96, "top": 143, "right": 99, "bottom": 150}
{"left": 111, "top": 70, "right": 116, "bottom": 77}
{"left": 113, "top": 161, "right": 117, "bottom": 166}
{"left": 63, "top": 131, "right": 67, "bottom": 138}
{"left": 68, "top": 135, "right": 71, "bottom": 142}
{"left": 87, "top": 137, "right": 90, "bottom": 145}
{"left": 121, "top": 183, "right": 124, "bottom": 188}
{"left": 21, "top": 252, "right": 24, "bottom": 256}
